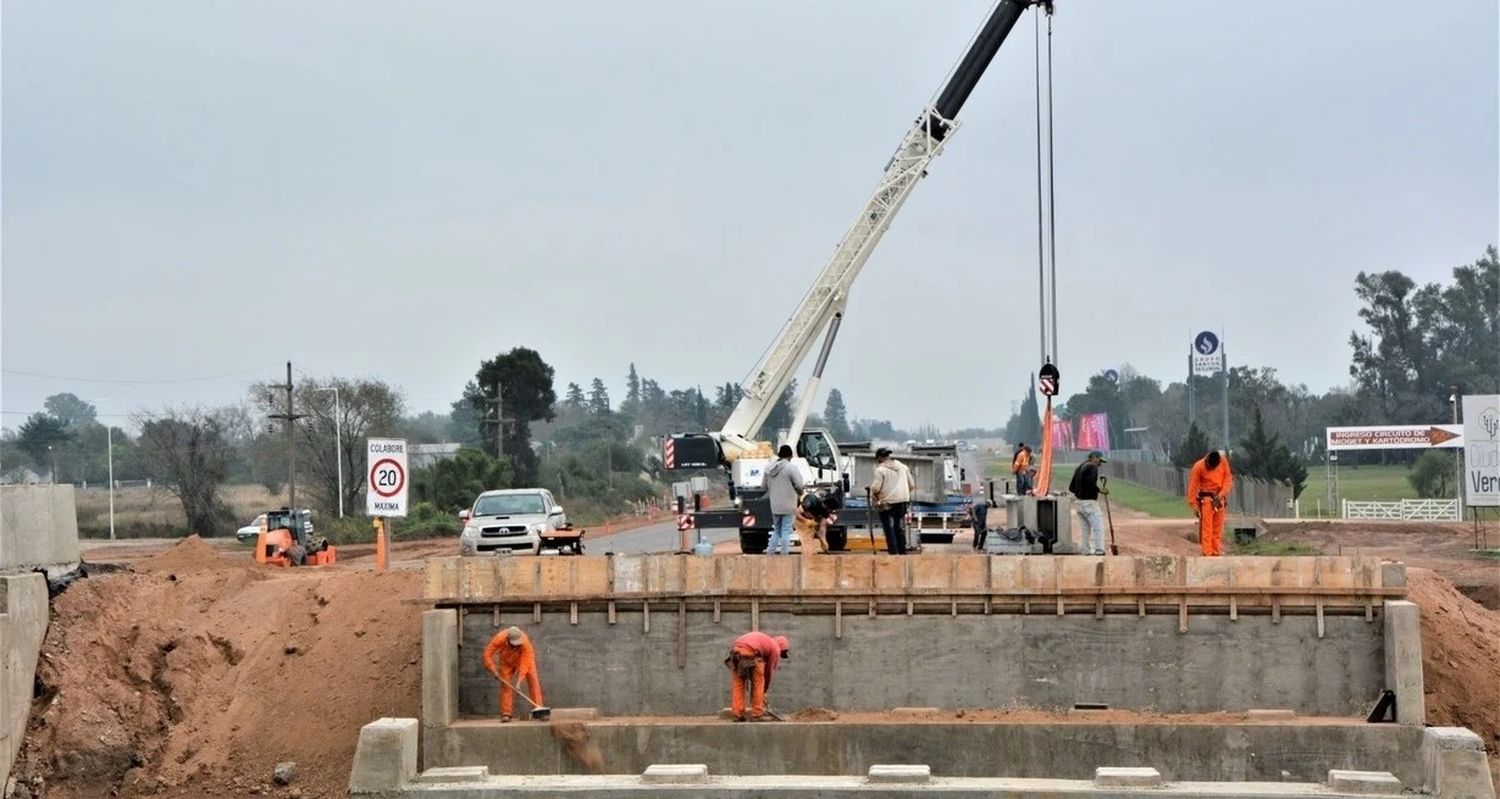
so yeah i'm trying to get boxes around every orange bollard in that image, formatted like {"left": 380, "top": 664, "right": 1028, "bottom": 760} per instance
{"left": 374, "top": 517, "right": 389, "bottom": 572}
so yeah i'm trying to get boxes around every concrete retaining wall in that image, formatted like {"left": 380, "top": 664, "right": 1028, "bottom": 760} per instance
{"left": 1, "top": 574, "right": 50, "bottom": 789}
{"left": 423, "top": 720, "right": 1426, "bottom": 784}
{"left": 452, "top": 609, "right": 1386, "bottom": 718}
{"left": 1, "top": 485, "right": 80, "bottom": 575}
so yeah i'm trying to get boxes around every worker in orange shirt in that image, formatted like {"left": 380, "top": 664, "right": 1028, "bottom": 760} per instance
{"left": 1186, "top": 450, "right": 1234, "bottom": 556}
{"left": 1012, "top": 443, "right": 1034, "bottom": 495}
{"left": 724, "top": 631, "right": 789, "bottom": 721}
{"left": 482, "top": 626, "right": 543, "bottom": 722}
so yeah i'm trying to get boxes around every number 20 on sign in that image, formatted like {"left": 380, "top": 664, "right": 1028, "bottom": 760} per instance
{"left": 366, "top": 438, "right": 409, "bottom": 518}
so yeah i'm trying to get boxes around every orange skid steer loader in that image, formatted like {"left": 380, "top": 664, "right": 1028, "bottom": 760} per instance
{"left": 255, "top": 507, "right": 338, "bottom": 567}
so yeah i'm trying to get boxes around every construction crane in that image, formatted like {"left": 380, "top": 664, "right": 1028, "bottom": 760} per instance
{"left": 667, "top": 0, "right": 1051, "bottom": 553}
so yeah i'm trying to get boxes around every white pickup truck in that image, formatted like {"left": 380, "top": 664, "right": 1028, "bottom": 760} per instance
{"left": 458, "top": 488, "right": 569, "bottom": 556}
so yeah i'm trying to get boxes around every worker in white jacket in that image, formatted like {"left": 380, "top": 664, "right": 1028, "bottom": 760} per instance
{"left": 869, "top": 447, "right": 916, "bottom": 554}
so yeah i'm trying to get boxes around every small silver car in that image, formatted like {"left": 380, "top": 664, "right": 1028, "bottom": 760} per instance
{"left": 458, "top": 489, "right": 566, "bottom": 556}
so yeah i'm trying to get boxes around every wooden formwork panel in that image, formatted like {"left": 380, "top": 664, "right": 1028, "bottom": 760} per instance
{"left": 423, "top": 553, "right": 1400, "bottom": 606}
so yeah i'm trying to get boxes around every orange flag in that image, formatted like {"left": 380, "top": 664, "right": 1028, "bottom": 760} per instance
{"left": 1035, "top": 397, "right": 1055, "bottom": 495}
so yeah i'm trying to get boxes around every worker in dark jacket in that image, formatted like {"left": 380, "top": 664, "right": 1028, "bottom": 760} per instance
{"left": 725, "top": 631, "right": 790, "bottom": 721}
{"left": 1067, "top": 451, "right": 1109, "bottom": 555}
{"left": 971, "top": 497, "right": 990, "bottom": 551}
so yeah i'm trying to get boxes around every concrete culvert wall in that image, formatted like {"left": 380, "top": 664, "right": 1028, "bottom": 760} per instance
{"left": 454, "top": 608, "right": 1386, "bottom": 717}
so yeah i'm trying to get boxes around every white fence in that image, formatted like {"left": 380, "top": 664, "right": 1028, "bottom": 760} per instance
{"left": 1341, "top": 498, "right": 1459, "bottom": 521}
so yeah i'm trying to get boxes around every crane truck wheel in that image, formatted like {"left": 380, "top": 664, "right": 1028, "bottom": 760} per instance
{"left": 288, "top": 544, "right": 307, "bottom": 567}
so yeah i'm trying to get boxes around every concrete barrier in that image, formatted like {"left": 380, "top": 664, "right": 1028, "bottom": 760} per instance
{"left": 1, "top": 485, "right": 81, "bottom": 576}
{"left": 420, "top": 720, "right": 1426, "bottom": 784}
{"left": 1, "top": 573, "right": 49, "bottom": 790}
{"left": 447, "top": 608, "right": 1385, "bottom": 718}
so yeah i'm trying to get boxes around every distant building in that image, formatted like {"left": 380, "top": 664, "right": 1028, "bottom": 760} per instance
{"left": 410, "top": 443, "right": 463, "bottom": 470}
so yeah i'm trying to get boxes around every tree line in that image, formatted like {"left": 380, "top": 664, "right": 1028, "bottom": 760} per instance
{"left": 1002, "top": 247, "right": 1498, "bottom": 499}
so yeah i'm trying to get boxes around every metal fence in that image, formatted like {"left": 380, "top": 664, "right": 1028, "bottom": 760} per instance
{"left": 1098, "top": 460, "right": 1292, "bottom": 519}
{"left": 1342, "top": 498, "right": 1459, "bottom": 521}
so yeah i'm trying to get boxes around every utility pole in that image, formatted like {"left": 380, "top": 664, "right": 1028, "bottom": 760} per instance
{"left": 1451, "top": 385, "right": 1463, "bottom": 519}
{"left": 268, "top": 362, "right": 305, "bottom": 510}
{"left": 486, "top": 381, "right": 506, "bottom": 459}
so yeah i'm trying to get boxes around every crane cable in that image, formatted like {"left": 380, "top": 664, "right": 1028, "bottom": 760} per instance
{"left": 1032, "top": 3, "right": 1061, "bottom": 495}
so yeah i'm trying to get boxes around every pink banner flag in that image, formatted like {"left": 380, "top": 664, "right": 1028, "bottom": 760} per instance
{"left": 1050, "top": 416, "right": 1077, "bottom": 451}
{"left": 1076, "top": 412, "right": 1111, "bottom": 451}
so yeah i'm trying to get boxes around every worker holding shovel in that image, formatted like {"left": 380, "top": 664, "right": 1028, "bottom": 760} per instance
{"left": 1187, "top": 450, "right": 1234, "bottom": 557}
{"left": 483, "top": 626, "right": 546, "bottom": 722}
{"left": 724, "top": 631, "right": 790, "bottom": 722}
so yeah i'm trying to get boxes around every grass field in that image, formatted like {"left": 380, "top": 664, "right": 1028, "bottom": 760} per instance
{"left": 1298, "top": 463, "right": 1420, "bottom": 509}
{"left": 75, "top": 484, "right": 284, "bottom": 539}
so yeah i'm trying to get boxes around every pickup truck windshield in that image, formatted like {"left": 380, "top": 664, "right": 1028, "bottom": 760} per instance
{"left": 473, "top": 494, "right": 545, "bottom": 516}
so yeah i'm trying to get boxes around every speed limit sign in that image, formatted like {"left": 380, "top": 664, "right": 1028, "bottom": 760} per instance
{"left": 366, "top": 438, "right": 409, "bottom": 517}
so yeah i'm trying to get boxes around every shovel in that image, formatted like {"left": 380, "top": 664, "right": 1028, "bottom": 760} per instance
{"left": 496, "top": 673, "right": 552, "bottom": 720}
{"left": 1101, "top": 477, "right": 1119, "bottom": 556}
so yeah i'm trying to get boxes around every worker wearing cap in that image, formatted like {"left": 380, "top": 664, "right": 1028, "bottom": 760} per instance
{"left": 1067, "top": 450, "right": 1109, "bottom": 555}
{"left": 870, "top": 448, "right": 916, "bottom": 554}
{"left": 1187, "top": 450, "right": 1234, "bottom": 557}
{"left": 482, "top": 626, "right": 543, "bottom": 722}
{"left": 724, "top": 631, "right": 790, "bottom": 721}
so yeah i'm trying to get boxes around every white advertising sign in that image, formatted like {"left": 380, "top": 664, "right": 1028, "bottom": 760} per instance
{"left": 1325, "top": 424, "right": 1464, "bottom": 451}
{"left": 366, "top": 438, "right": 410, "bottom": 517}
{"left": 1191, "top": 330, "right": 1224, "bottom": 376}
{"left": 1462, "top": 395, "right": 1500, "bottom": 508}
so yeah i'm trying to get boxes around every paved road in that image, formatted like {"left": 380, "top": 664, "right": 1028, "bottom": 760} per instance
{"left": 588, "top": 520, "right": 742, "bottom": 554}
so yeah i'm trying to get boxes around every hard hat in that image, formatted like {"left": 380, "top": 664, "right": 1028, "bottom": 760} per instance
{"left": 506, "top": 626, "right": 523, "bottom": 645}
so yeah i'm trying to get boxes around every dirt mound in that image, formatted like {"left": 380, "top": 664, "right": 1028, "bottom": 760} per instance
{"left": 549, "top": 721, "right": 605, "bottom": 773}
{"left": 791, "top": 707, "right": 839, "bottom": 722}
{"left": 134, "top": 534, "right": 240, "bottom": 575}
{"left": 13, "top": 563, "right": 423, "bottom": 799}
{"left": 1407, "top": 567, "right": 1500, "bottom": 779}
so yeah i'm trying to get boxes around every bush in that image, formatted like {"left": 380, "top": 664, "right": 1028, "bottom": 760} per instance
{"left": 316, "top": 503, "right": 461, "bottom": 545}
{"left": 1408, "top": 450, "right": 1457, "bottom": 499}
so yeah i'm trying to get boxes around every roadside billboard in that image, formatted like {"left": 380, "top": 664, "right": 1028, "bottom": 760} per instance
{"left": 1325, "top": 425, "right": 1464, "bottom": 451}
{"left": 1462, "top": 395, "right": 1500, "bottom": 508}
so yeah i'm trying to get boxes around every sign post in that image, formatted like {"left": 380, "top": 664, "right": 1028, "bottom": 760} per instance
{"left": 1462, "top": 396, "right": 1499, "bottom": 510}
{"left": 366, "top": 438, "right": 409, "bottom": 571}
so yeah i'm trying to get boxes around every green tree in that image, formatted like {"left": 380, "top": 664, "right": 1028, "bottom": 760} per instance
{"left": 563, "top": 382, "right": 586, "bottom": 411}
{"left": 822, "top": 388, "right": 852, "bottom": 441}
{"left": 761, "top": 380, "right": 798, "bottom": 437}
{"left": 588, "top": 378, "right": 611, "bottom": 415}
{"left": 463, "top": 347, "right": 557, "bottom": 484}
{"left": 411, "top": 448, "right": 514, "bottom": 512}
{"left": 1005, "top": 377, "right": 1042, "bottom": 448}
{"left": 623, "top": 363, "right": 642, "bottom": 416}
{"left": 1174, "top": 422, "right": 1211, "bottom": 469}
{"left": 1408, "top": 450, "right": 1457, "bottom": 499}
{"left": 17, "top": 413, "right": 70, "bottom": 473}
{"left": 43, "top": 393, "right": 98, "bottom": 428}
{"left": 136, "top": 407, "right": 237, "bottom": 536}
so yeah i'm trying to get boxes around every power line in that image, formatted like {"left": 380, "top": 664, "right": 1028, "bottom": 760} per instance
{"left": 1, "top": 363, "right": 281, "bottom": 385}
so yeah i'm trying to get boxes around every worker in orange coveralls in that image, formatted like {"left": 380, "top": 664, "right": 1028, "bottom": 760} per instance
{"left": 724, "top": 631, "right": 789, "bottom": 721}
{"left": 1187, "top": 450, "right": 1234, "bottom": 557}
{"left": 482, "top": 626, "right": 543, "bottom": 722}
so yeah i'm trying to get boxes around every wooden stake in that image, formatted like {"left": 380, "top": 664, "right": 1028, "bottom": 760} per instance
{"left": 1271, "top": 598, "right": 1281, "bottom": 624}
{"left": 751, "top": 598, "right": 759, "bottom": 631}
{"left": 533, "top": 602, "right": 541, "bottom": 624}
{"left": 713, "top": 600, "right": 721, "bottom": 623}
{"left": 607, "top": 600, "right": 616, "bottom": 625}
{"left": 644, "top": 600, "right": 651, "bottom": 633}
{"left": 677, "top": 599, "right": 687, "bottom": 669}
{"left": 1094, "top": 596, "right": 1104, "bottom": 620}
{"left": 1056, "top": 597, "right": 1064, "bottom": 617}
{"left": 1229, "top": 596, "right": 1238, "bottom": 622}
{"left": 493, "top": 605, "right": 500, "bottom": 628}
{"left": 1177, "top": 597, "right": 1188, "bottom": 633}
{"left": 1316, "top": 599, "right": 1325, "bottom": 639}
{"left": 1137, "top": 598, "right": 1145, "bottom": 618}
{"left": 835, "top": 600, "right": 843, "bottom": 640}
{"left": 570, "top": 602, "right": 579, "bottom": 626}
{"left": 1365, "top": 599, "right": 1374, "bottom": 623}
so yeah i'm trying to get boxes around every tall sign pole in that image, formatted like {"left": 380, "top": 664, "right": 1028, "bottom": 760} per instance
{"left": 268, "top": 361, "right": 305, "bottom": 510}
{"left": 1221, "top": 329, "right": 1230, "bottom": 450}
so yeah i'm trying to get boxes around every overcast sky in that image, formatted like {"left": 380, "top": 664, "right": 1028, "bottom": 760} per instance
{"left": 3, "top": 1, "right": 1496, "bottom": 432}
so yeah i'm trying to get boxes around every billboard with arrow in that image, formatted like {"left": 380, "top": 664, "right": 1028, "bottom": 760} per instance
{"left": 1325, "top": 425, "right": 1464, "bottom": 451}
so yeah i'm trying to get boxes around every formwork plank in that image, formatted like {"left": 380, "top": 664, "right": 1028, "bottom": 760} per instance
{"left": 715, "top": 556, "right": 756, "bottom": 593}
{"left": 988, "top": 556, "right": 1021, "bottom": 593}
{"left": 574, "top": 557, "right": 610, "bottom": 596}
{"left": 800, "top": 556, "right": 839, "bottom": 592}
{"left": 760, "top": 556, "right": 798, "bottom": 593}
{"left": 612, "top": 554, "right": 648, "bottom": 594}
{"left": 911, "top": 555, "right": 959, "bottom": 591}
{"left": 954, "top": 555, "right": 987, "bottom": 590}
{"left": 1058, "top": 556, "right": 1106, "bottom": 591}
{"left": 835, "top": 556, "right": 874, "bottom": 592}
{"left": 872, "top": 556, "right": 905, "bottom": 591}
{"left": 1018, "top": 556, "right": 1059, "bottom": 594}
{"left": 1135, "top": 556, "right": 1180, "bottom": 588}
{"left": 537, "top": 559, "right": 575, "bottom": 597}
{"left": 682, "top": 555, "right": 715, "bottom": 595}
